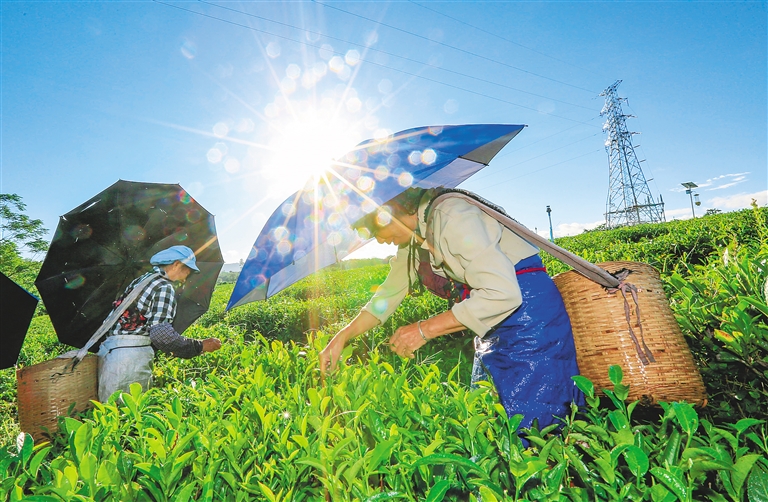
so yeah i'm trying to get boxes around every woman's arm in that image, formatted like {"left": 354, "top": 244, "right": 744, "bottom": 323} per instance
{"left": 319, "top": 310, "right": 381, "bottom": 373}
{"left": 388, "top": 310, "right": 467, "bottom": 358}
{"left": 149, "top": 323, "right": 222, "bottom": 358}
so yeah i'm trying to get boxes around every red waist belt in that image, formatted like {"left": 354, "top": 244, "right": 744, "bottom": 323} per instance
{"left": 516, "top": 266, "right": 547, "bottom": 275}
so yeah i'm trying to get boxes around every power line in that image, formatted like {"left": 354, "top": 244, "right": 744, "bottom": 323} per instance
{"left": 474, "top": 149, "right": 603, "bottom": 190}
{"left": 495, "top": 116, "right": 602, "bottom": 157}
{"left": 200, "top": 0, "right": 596, "bottom": 112}
{"left": 469, "top": 130, "right": 602, "bottom": 183}
{"left": 153, "top": 1, "right": 600, "bottom": 126}
{"left": 314, "top": 0, "right": 598, "bottom": 94}
{"left": 408, "top": 0, "right": 605, "bottom": 79}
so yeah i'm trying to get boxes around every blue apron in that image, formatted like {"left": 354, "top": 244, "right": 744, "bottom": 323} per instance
{"left": 469, "top": 255, "right": 584, "bottom": 431}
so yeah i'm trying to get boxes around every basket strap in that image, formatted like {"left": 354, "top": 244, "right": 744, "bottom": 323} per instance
{"left": 69, "top": 272, "right": 162, "bottom": 367}
{"left": 427, "top": 192, "right": 621, "bottom": 288}
{"left": 426, "top": 193, "right": 662, "bottom": 364}
{"left": 607, "top": 270, "right": 656, "bottom": 365}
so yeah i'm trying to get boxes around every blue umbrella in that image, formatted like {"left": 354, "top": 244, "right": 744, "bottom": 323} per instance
{"left": 227, "top": 124, "right": 525, "bottom": 310}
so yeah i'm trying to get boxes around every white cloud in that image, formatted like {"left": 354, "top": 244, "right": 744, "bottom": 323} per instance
{"left": 707, "top": 180, "right": 745, "bottom": 191}
{"left": 665, "top": 207, "right": 695, "bottom": 220}
{"left": 223, "top": 250, "right": 242, "bottom": 264}
{"left": 708, "top": 190, "right": 768, "bottom": 209}
{"left": 554, "top": 220, "right": 604, "bottom": 238}
{"left": 670, "top": 172, "right": 751, "bottom": 192}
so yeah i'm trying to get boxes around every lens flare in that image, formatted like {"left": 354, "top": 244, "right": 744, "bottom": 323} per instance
{"left": 64, "top": 274, "right": 86, "bottom": 290}
{"left": 123, "top": 225, "right": 146, "bottom": 241}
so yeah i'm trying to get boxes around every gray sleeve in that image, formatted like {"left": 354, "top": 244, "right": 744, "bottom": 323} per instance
{"left": 148, "top": 323, "right": 203, "bottom": 359}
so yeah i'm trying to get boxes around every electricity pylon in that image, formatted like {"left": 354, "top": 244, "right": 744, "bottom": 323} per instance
{"left": 601, "top": 80, "right": 665, "bottom": 228}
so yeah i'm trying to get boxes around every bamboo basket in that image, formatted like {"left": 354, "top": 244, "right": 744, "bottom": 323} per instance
{"left": 553, "top": 261, "right": 707, "bottom": 406}
{"left": 17, "top": 354, "right": 98, "bottom": 441}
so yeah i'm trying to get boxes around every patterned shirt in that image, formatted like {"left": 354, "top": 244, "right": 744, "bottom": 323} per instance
{"left": 108, "top": 267, "right": 202, "bottom": 358}
{"left": 110, "top": 267, "right": 176, "bottom": 336}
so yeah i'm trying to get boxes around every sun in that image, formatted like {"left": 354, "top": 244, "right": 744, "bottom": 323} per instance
{"left": 260, "top": 111, "right": 363, "bottom": 193}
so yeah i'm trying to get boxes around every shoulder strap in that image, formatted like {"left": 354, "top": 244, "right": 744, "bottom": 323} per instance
{"left": 69, "top": 272, "right": 162, "bottom": 367}
{"left": 425, "top": 192, "right": 620, "bottom": 289}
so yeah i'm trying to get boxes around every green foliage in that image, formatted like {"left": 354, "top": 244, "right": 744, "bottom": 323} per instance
{"left": 543, "top": 206, "right": 768, "bottom": 275}
{"left": 3, "top": 205, "right": 768, "bottom": 499}
{"left": 667, "top": 242, "right": 768, "bottom": 422}
{"left": 2, "top": 339, "right": 767, "bottom": 500}
{"left": 0, "top": 194, "right": 48, "bottom": 254}
{"left": 0, "top": 193, "right": 48, "bottom": 295}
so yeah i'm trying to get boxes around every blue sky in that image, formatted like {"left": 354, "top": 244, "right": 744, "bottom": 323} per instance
{"left": 2, "top": 1, "right": 766, "bottom": 264}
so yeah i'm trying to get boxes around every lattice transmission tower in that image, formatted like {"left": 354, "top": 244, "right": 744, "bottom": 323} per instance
{"left": 601, "top": 80, "right": 665, "bottom": 228}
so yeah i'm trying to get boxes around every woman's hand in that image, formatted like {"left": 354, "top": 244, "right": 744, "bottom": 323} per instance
{"left": 389, "top": 312, "right": 467, "bottom": 358}
{"left": 319, "top": 311, "right": 382, "bottom": 375}
{"left": 319, "top": 334, "right": 347, "bottom": 374}
{"left": 201, "top": 338, "right": 222, "bottom": 352}
{"left": 389, "top": 322, "right": 429, "bottom": 358}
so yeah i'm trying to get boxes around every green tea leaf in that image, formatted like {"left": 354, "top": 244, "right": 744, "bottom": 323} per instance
{"left": 608, "top": 365, "right": 624, "bottom": 386}
{"left": 672, "top": 403, "right": 699, "bottom": 438}
{"left": 424, "top": 480, "right": 451, "bottom": 502}
{"left": 173, "top": 482, "right": 198, "bottom": 502}
{"left": 571, "top": 376, "right": 595, "bottom": 399}
{"left": 651, "top": 467, "right": 688, "bottom": 501}
{"left": 733, "top": 418, "right": 763, "bottom": 437}
{"left": 291, "top": 434, "right": 310, "bottom": 450}
{"left": 18, "top": 433, "right": 33, "bottom": 465}
{"left": 79, "top": 451, "right": 97, "bottom": 482}
{"left": 748, "top": 465, "right": 768, "bottom": 502}
{"left": 477, "top": 485, "right": 499, "bottom": 502}
{"left": 622, "top": 445, "right": 649, "bottom": 477}
{"left": 731, "top": 454, "right": 762, "bottom": 495}
{"left": 73, "top": 422, "right": 92, "bottom": 463}
{"left": 368, "top": 438, "right": 397, "bottom": 473}
{"left": 412, "top": 453, "right": 486, "bottom": 475}
{"left": 29, "top": 446, "right": 52, "bottom": 479}
{"left": 97, "top": 461, "right": 121, "bottom": 486}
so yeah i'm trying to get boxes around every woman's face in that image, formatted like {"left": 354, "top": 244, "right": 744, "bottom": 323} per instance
{"left": 372, "top": 213, "right": 418, "bottom": 246}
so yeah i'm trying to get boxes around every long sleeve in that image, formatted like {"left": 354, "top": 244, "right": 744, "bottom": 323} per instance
{"left": 427, "top": 199, "right": 537, "bottom": 337}
{"left": 149, "top": 323, "right": 203, "bottom": 359}
{"left": 360, "top": 244, "right": 412, "bottom": 324}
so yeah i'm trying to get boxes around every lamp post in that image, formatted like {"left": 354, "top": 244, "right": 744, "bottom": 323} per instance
{"left": 681, "top": 182, "right": 698, "bottom": 218}
{"left": 546, "top": 205, "right": 554, "bottom": 242}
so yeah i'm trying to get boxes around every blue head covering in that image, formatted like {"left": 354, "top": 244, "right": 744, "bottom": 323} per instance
{"left": 149, "top": 245, "right": 200, "bottom": 273}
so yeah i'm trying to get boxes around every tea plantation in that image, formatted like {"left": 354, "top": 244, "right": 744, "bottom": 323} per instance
{"left": 2, "top": 205, "right": 767, "bottom": 501}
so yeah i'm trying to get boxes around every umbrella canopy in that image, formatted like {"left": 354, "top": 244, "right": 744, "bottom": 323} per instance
{"left": 0, "top": 272, "right": 39, "bottom": 369}
{"left": 228, "top": 123, "right": 525, "bottom": 310}
{"left": 35, "top": 180, "right": 224, "bottom": 348}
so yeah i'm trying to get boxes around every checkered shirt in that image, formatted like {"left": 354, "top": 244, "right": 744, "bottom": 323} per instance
{"left": 148, "top": 323, "right": 203, "bottom": 359}
{"left": 110, "top": 267, "right": 176, "bottom": 336}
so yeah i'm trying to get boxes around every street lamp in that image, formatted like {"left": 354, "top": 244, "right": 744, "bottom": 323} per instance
{"left": 681, "top": 182, "right": 698, "bottom": 218}
{"left": 546, "top": 205, "right": 554, "bottom": 242}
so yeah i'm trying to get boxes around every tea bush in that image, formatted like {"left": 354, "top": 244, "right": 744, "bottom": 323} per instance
{"left": 2, "top": 205, "right": 768, "bottom": 500}
{"left": 2, "top": 335, "right": 767, "bottom": 500}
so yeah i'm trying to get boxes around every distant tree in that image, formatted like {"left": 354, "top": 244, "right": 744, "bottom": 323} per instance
{"left": 217, "top": 271, "right": 240, "bottom": 284}
{"left": 1, "top": 194, "right": 48, "bottom": 254}
{"left": 1, "top": 194, "right": 47, "bottom": 287}
{"left": 705, "top": 208, "right": 722, "bottom": 216}
{"left": 583, "top": 223, "right": 608, "bottom": 233}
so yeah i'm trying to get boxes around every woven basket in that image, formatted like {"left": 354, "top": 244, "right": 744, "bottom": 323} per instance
{"left": 553, "top": 261, "right": 707, "bottom": 406}
{"left": 17, "top": 354, "right": 98, "bottom": 441}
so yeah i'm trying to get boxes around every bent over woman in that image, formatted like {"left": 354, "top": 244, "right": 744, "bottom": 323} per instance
{"left": 319, "top": 188, "right": 583, "bottom": 431}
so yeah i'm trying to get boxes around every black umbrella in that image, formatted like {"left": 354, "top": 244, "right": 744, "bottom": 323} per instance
{"left": 0, "top": 272, "right": 39, "bottom": 369}
{"left": 34, "top": 180, "right": 224, "bottom": 348}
